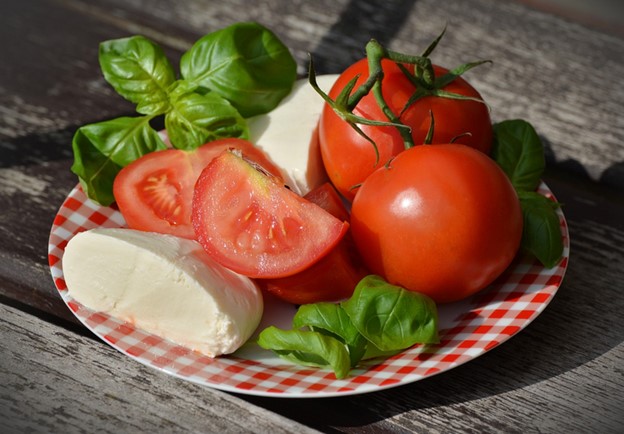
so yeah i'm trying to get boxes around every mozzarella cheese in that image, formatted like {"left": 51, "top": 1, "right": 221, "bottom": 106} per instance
{"left": 62, "top": 228, "right": 263, "bottom": 357}
{"left": 247, "top": 74, "right": 339, "bottom": 195}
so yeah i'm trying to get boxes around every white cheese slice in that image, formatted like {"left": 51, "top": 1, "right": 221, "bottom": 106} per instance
{"left": 248, "top": 74, "right": 339, "bottom": 195}
{"left": 62, "top": 228, "right": 263, "bottom": 357}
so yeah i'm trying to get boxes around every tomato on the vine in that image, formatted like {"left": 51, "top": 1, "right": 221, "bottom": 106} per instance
{"left": 257, "top": 183, "right": 368, "bottom": 304}
{"left": 113, "top": 138, "right": 283, "bottom": 239}
{"left": 318, "top": 59, "right": 493, "bottom": 201}
{"left": 192, "top": 151, "right": 349, "bottom": 279}
{"left": 350, "top": 144, "right": 522, "bottom": 303}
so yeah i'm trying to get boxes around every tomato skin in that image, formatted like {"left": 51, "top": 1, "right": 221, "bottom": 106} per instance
{"left": 350, "top": 144, "right": 522, "bottom": 303}
{"left": 258, "top": 183, "right": 368, "bottom": 304}
{"left": 113, "top": 138, "right": 283, "bottom": 239}
{"left": 319, "top": 59, "right": 492, "bottom": 201}
{"left": 192, "top": 152, "right": 349, "bottom": 279}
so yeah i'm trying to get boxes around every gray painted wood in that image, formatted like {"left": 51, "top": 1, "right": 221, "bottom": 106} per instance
{"left": 0, "top": 303, "right": 320, "bottom": 434}
{"left": 1, "top": 0, "right": 623, "bottom": 432}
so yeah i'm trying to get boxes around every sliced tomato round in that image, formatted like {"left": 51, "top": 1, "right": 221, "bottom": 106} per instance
{"left": 257, "top": 183, "right": 369, "bottom": 304}
{"left": 192, "top": 151, "right": 349, "bottom": 278}
{"left": 113, "top": 138, "right": 284, "bottom": 239}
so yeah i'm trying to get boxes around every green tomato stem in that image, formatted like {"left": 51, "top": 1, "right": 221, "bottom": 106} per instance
{"left": 365, "top": 40, "right": 415, "bottom": 150}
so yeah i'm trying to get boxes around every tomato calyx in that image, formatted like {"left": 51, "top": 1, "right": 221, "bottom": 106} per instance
{"left": 309, "top": 27, "right": 491, "bottom": 161}
{"left": 308, "top": 57, "right": 407, "bottom": 165}
{"left": 399, "top": 28, "right": 491, "bottom": 116}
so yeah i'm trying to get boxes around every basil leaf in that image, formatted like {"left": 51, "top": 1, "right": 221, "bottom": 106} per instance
{"left": 341, "top": 275, "right": 439, "bottom": 351}
{"left": 293, "top": 303, "right": 367, "bottom": 367}
{"left": 167, "top": 79, "right": 200, "bottom": 101}
{"left": 164, "top": 91, "right": 248, "bottom": 150}
{"left": 492, "top": 119, "right": 545, "bottom": 192}
{"left": 99, "top": 36, "right": 176, "bottom": 115}
{"left": 180, "top": 22, "right": 297, "bottom": 117}
{"left": 518, "top": 191, "right": 564, "bottom": 267}
{"left": 257, "top": 327, "right": 351, "bottom": 379}
{"left": 361, "top": 343, "right": 402, "bottom": 361}
{"left": 71, "top": 117, "right": 166, "bottom": 205}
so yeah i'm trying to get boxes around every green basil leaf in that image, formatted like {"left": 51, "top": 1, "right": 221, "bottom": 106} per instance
{"left": 180, "top": 22, "right": 297, "bottom": 117}
{"left": 518, "top": 191, "right": 564, "bottom": 268}
{"left": 293, "top": 303, "right": 367, "bottom": 367}
{"left": 70, "top": 116, "right": 166, "bottom": 205}
{"left": 257, "top": 327, "right": 351, "bottom": 379}
{"left": 341, "top": 275, "right": 439, "bottom": 351}
{"left": 167, "top": 79, "right": 200, "bottom": 101}
{"left": 164, "top": 91, "right": 248, "bottom": 150}
{"left": 99, "top": 36, "right": 176, "bottom": 115}
{"left": 492, "top": 119, "right": 545, "bottom": 192}
{"left": 361, "top": 343, "right": 402, "bottom": 361}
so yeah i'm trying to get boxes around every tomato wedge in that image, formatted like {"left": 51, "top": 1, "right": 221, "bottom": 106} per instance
{"left": 113, "top": 138, "right": 283, "bottom": 239}
{"left": 192, "top": 151, "right": 349, "bottom": 278}
{"left": 257, "top": 183, "right": 368, "bottom": 304}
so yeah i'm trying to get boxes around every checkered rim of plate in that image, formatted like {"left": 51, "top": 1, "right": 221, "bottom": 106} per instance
{"left": 48, "top": 183, "right": 569, "bottom": 398}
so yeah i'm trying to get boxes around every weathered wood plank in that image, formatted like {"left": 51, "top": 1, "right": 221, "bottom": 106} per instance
{"left": 2, "top": 165, "right": 623, "bottom": 434}
{"left": 47, "top": 0, "right": 624, "bottom": 186}
{"left": 0, "top": 302, "right": 321, "bottom": 434}
{"left": 1, "top": 0, "right": 623, "bottom": 321}
{"left": 2, "top": 0, "right": 623, "bottom": 184}
{"left": 1, "top": 0, "right": 623, "bottom": 432}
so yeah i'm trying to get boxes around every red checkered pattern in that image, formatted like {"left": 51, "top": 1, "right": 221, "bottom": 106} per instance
{"left": 48, "top": 183, "right": 569, "bottom": 397}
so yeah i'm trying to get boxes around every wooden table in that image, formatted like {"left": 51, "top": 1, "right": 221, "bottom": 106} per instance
{"left": 2, "top": 0, "right": 623, "bottom": 432}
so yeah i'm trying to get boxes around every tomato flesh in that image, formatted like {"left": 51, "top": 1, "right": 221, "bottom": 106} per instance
{"left": 192, "top": 152, "right": 349, "bottom": 278}
{"left": 350, "top": 144, "right": 522, "bottom": 303}
{"left": 257, "top": 183, "right": 368, "bottom": 304}
{"left": 319, "top": 60, "right": 493, "bottom": 201}
{"left": 113, "top": 138, "right": 283, "bottom": 239}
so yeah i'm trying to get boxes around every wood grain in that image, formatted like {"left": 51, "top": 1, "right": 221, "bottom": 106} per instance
{"left": 1, "top": 0, "right": 623, "bottom": 432}
{"left": 1, "top": 0, "right": 623, "bottom": 321}
{"left": 0, "top": 302, "right": 321, "bottom": 434}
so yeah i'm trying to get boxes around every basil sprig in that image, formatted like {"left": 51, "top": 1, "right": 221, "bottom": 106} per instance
{"left": 257, "top": 275, "right": 439, "bottom": 379}
{"left": 492, "top": 120, "right": 564, "bottom": 267}
{"left": 71, "top": 23, "right": 296, "bottom": 206}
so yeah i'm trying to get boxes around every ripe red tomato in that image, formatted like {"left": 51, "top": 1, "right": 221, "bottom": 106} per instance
{"left": 350, "top": 144, "right": 522, "bottom": 303}
{"left": 113, "top": 138, "right": 283, "bottom": 239}
{"left": 257, "top": 183, "right": 368, "bottom": 304}
{"left": 319, "top": 59, "right": 493, "bottom": 201}
{"left": 192, "top": 152, "right": 349, "bottom": 279}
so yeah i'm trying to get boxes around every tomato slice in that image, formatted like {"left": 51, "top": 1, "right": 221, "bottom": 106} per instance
{"left": 113, "top": 138, "right": 284, "bottom": 239}
{"left": 257, "top": 183, "right": 368, "bottom": 304}
{"left": 192, "top": 152, "right": 349, "bottom": 278}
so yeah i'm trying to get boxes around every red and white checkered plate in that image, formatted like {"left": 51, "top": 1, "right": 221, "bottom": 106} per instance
{"left": 48, "top": 182, "right": 569, "bottom": 397}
